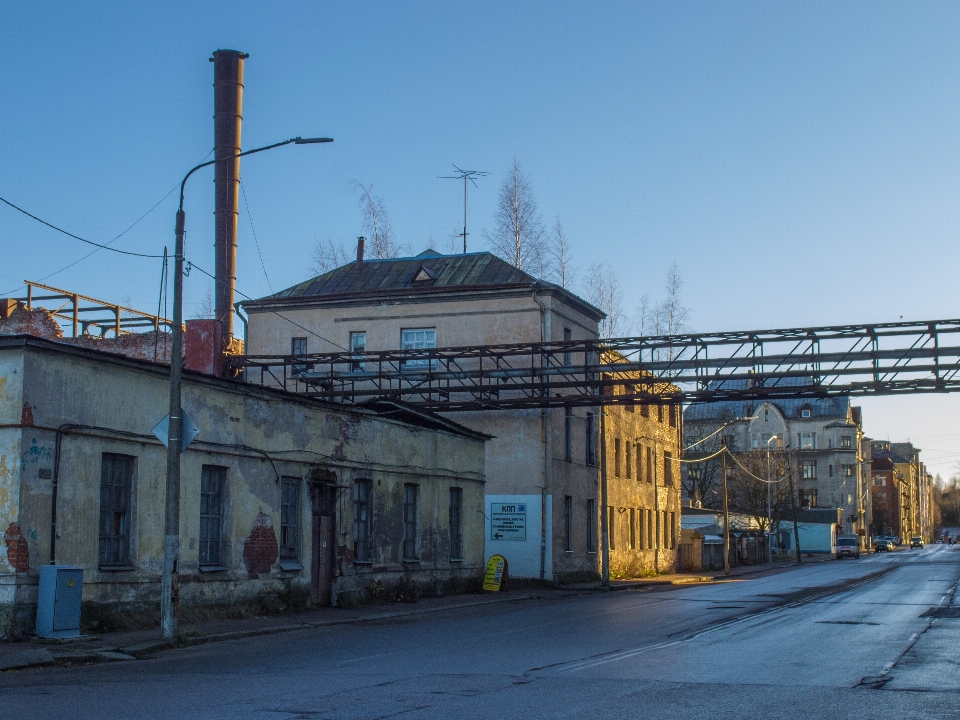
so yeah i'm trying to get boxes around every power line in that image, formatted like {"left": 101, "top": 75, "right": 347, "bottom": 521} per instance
{"left": 240, "top": 180, "right": 273, "bottom": 293}
{"left": 0, "top": 196, "right": 166, "bottom": 258}
{"left": 185, "top": 259, "right": 347, "bottom": 351}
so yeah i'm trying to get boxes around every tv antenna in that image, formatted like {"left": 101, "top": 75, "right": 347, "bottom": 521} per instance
{"left": 439, "top": 165, "right": 488, "bottom": 253}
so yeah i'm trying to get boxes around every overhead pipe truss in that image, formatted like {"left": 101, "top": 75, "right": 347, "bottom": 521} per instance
{"left": 230, "top": 318, "right": 960, "bottom": 411}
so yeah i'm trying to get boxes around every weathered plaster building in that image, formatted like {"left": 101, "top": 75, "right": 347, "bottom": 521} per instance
{"left": 601, "top": 359, "right": 682, "bottom": 578}
{"left": 241, "top": 249, "right": 608, "bottom": 581}
{"left": 0, "top": 335, "right": 486, "bottom": 639}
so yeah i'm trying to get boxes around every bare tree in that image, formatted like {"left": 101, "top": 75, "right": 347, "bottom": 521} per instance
{"left": 587, "top": 263, "right": 628, "bottom": 338}
{"left": 311, "top": 235, "right": 351, "bottom": 275}
{"left": 355, "top": 182, "right": 405, "bottom": 259}
{"left": 195, "top": 285, "right": 215, "bottom": 319}
{"left": 547, "top": 217, "right": 577, "bottom": 288}
{"left": 727, "top": 449, "right": 792, "bottom": 534}
{"left": 485, "top": 159, "right": 545, "bottom": 274}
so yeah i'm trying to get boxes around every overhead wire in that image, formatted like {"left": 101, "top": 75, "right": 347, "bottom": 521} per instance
{"left": 0, "top": 150, "right": 213, "bottom": 296}
{"left": 240, "top": 180, "right": 273, "bottom": 294}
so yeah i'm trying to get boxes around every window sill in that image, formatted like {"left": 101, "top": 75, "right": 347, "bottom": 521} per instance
{"left": 353, "top": 560, "right": 374, "bottom": 566}
{"left": 199, "top": 565, "right": 230, "bottom": 573}
{"left": 450, "top": 558, "right": 464, "bottom": 563}
{"left": 98, "top": 565, "right": 136, "bottom": 572}
{"left": 402, "top": 559, "right": 420, "bottom": 564}
{"left": 278, "top": 560, "right": 303, "bottom": 571}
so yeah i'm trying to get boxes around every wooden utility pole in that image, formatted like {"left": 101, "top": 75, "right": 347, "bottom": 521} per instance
{"left": 721, "top": 442, "right": 730, "bottom": 577}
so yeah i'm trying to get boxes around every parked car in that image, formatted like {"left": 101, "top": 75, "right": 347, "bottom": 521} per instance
{"left": 836, "top": 535, "right": 861, "bottom": 559}
{"left": 874, "top": 539, "right": 895, "bottom": 552}
{"left": 910, "top": 536, "right": 924, "bottom": 549}
{"left": 936, "top": 538, "right": 944, "bottom": 544}
{"left": 893, "top": 535, "right": 903, "bottom": 545}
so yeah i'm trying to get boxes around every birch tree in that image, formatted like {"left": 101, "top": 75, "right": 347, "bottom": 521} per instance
{"left": 355, "top": 182, "right": 404, "bottom": 259}
{"left": 587, "top": 262, "right": 628, "bottom": 338}
{"left": 311, "top": 235, "right": 350, "bottom": 275}
{"left": 485, "top": 159, "right": 545, "bottom": 274}
{"left": 548, "top": 217, "right": 577, "bottom": 289}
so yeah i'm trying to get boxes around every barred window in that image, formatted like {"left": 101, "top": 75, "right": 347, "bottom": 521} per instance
{"left": 449, "top": 487, "right": 463, "bottom": 561}
{"left": 199, "top": 465, "right": 226, "bottom": 567}
{"left": 586, "top": 499, "right": 596, "bottom": 552}
{"left": 280, "top": 477, "right": 300, "bottom": 560}
{"left": 564, "top": 496, "right": 573, "bottom": 552}
{"left": 354, "top": 479, "right": 372, "bottom": 562}
{"left": 99, "top": 453, "right": 135, "bottom": 568}
{"left": 403, "top": 484, "right": 419, "bottom": 561}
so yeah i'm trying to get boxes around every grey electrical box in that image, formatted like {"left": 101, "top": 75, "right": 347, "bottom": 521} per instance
{"left": 36, "top": 565, "right": 83, "bottom": 639}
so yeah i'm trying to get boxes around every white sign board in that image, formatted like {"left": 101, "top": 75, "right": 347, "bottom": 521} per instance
{"left": 491, "top": 502, "right": 527, "bottom": 541}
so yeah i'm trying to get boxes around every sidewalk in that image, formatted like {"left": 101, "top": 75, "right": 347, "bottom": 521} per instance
{"left": 0, "top": 555, "right": 836, "bottom": 672}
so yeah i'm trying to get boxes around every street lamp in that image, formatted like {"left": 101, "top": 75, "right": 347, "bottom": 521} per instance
{"left": 162, "top": 136, "right": 333, "bottom": 641}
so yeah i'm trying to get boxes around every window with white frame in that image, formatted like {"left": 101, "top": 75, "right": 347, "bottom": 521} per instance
{"left": 401, "top": 328, "right": 436, "bottom": 368}
{"left": 801, "top": 460, "right": 817, "bottom": 479}
{"left": 840, "top": 435, "right": 852, "bottom": 448}
{"left": 350, "top": 331, "right": 366, "bottom": 371}
{"left": 798, "top": 432, "right": 816, "bottom": 449}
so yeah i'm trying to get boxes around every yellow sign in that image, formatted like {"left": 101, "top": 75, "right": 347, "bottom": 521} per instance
{"left": 66, "top": 578, "right": 75, "bottom": 588}
{"left": 482, "top": 554, "right": 507, "bottom": 592}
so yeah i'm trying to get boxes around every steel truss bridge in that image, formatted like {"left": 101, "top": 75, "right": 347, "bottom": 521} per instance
{"left": 231, "top": 318, "right": 960, "bottom": 411}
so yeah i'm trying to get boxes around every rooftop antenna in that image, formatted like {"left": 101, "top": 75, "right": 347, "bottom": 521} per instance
{"left": 439, "top": 165, "right": 488, "bottom": 253}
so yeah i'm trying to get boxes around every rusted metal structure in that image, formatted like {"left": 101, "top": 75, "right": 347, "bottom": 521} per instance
{"left": 231, "top": 317, "right": 960, "bottom": 410}
{"left": 15, "top": 280, "right": 174, "bottom": 338}
{"left": 211, "top": 49, "right": 247, "bottom": 342}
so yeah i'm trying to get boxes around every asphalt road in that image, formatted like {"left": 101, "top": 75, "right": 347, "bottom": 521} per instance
{"left": 2, "top": 545, "right": 959, "bottom": 719}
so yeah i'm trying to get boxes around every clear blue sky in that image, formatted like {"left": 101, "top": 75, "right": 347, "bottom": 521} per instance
{"left": 3, "top": 1, "right": 960, "bottom": 475}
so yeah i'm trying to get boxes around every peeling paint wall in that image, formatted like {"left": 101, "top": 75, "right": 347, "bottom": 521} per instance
{"left": 247, "top": 289, "right": 604, "bottom": 580}
{"left": 0, "top": 337, "right": 486, "bottom": 638}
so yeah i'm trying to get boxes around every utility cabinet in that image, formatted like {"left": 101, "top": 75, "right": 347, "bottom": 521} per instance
{"left": 36, "top": 565, "right": 83, "bottom": 639}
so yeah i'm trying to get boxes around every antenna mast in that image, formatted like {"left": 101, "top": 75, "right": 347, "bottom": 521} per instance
{"left": 439, "top": 165, "right": 488, "bottom": 253}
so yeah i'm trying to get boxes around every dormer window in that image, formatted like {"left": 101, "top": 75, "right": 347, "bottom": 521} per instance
{"left": 411, "top": 265, "right": 437, "bottom": 284}
{"left": 800, "top": 405, "right": 812, "bottom": 419}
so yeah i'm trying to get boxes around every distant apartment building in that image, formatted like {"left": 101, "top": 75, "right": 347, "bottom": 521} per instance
{"left": 870, "top": 440, "right": 932, "bottom": 540}
{"left": 684, "top": 380, "right": 868, "bottom": 541}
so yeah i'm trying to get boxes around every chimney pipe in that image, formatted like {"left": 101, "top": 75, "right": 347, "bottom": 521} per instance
{"left": 356, "top": 236, "right": 365, "bottom": 266}
{"left": 211, "top": 49, "right": 248, "bottom": 342}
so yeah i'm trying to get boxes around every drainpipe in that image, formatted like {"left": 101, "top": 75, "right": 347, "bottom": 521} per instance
{"left": 234, "top": 301, "right": 248, "bottom": 349}
{"left": 532, "top": 286, "right": 550, "bottom": 581}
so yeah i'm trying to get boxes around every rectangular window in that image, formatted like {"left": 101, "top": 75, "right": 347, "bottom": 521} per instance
{"left": 639, "top": 509, "right": 646, "bottom": 549}
{"left": 664, "top": 451, "right": 674, "bottom": 486}
{"left": 586, "top": 412, "right": 597, "bottom": 466}
{"left": 840, "top": 435, "right": 852, "bottom": 448}
{"left": 799, "top": 432, "right": 816, "bottom": 449}
{"left": 656, "top": 510, "right": 662, "bottom": 549}
{"left": 449, "top": 487, "right": 463, "bottom": 561}
{"left": 874, "top": 476, "right": 885, "bottom": 487}
{"left": 291, "top": 337, "right": 307, "bottom": 355}
{"left": 799, "top": 489, "right": 818, "bottom": 508}
{"left": 350, "top": 331, "right": 366, "bottom": 371}
{"left": 280, "top": 477, "right": 300, "bottom": 561}
{"left": 842, "top": 464, "right": 854, "bottom": 478}
{"left": 99, "top": 453, "right": 134, "bottom": 567}
{"left": 563, "top": 327, "right": 572, "bottom": 367}
{"left": 403, "top": 484, "right": 419, "bottom": 561}
{"left": 669, "top": 405, "right": 678, "bottom": 428}
{"left": 199, "top": 465, "right": 226, "bottom": 567}
{"left": 647, "top": 509, "right": 653, "bottom": 549}
{"left": 636, "top": 442, "right": 642, "bottom": 482}
{"left": 669, "top": 512, "right": 676, "bottom": 549}
{"left": 657, "top": 405, "right": 664, "bottom": 423}
{"left": 587, "top": 499, "right": 596, "bottom": 552}
{"left": 625, "top": 441, "right": 632, "bottom": 479}
{"left": 646, "top": 446, "right": 654, "bottom": 483}
{"left": 401, "top": 328, "right": 436, "bottom": 368}
{"left": 564, "top": 407, "right": 573, "bottom": 462}
{"left": 608, "top": 506, "right": 616, "bottom": 550}
{"left": 829, "top": 464, "right": 834, "bottom": 477}
{"left": 629, "top": 508, "right": 636, "bottom": 550}
{"left": 564, "top": 495, "right": 573, "bottom": 552}
{"left": 640, "top": 404, "right": 649, "bottom": 418}
{"left": 354, "top": 479, "right": 372, "bottom": 562}
{"left": 614, "top": 438, "right": 621, "bottom": 478}
{"left": 801, "top": 460, "right": 817, "bottom": 479}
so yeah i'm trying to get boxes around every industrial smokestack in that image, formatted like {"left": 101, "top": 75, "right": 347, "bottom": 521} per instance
{"left": 211, "top": 49, "right": 247, "bottom": 342}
